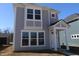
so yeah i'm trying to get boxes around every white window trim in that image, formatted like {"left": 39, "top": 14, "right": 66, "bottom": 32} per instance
{"left": 21, "top": 30, "right": 45, "bottom": 47}
{"left": 24, "top": 8, "right": 43, "bottom": 29}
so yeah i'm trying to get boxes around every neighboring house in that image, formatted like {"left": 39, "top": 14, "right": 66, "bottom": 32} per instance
{"left": 60, "top": 13, "right": 79, "bottom": 47}
{"left": 0, "top": 33, "right": 9, "bottom": 45}
{"left": 13, "top": 3, "right": 69, "bottom": 51}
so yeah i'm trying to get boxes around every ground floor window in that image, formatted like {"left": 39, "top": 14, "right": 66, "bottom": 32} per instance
{"left": 38, "top": 32, "right": 44, "bottom": 45}
{"left": 31, "top": 32, "right": 37, "bottom": 45}
{"left": 21, "top": 31, "right": 45, "bottom": 46}
{"left": 22, "top": 32, "right": 29, "bottom": 46}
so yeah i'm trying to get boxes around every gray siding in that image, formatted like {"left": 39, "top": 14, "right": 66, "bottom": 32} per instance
{"left": 50, "top": 18, "right": 58, "bottom": 24}
{"left": 14, "top": 7, "right": 24, "bottom": 50}
{"left": 14, "top": 8, "right": 50, "bottom": 51}
{"left": 14, "top": 5, "right": 58, "bottom": 51}
{"left": 42, "top": 10, "right": 50, "bottom": 49}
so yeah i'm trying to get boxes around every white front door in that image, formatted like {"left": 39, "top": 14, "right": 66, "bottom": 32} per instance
{"left": 49, "top": 31, "right": 55, "bottom": 49}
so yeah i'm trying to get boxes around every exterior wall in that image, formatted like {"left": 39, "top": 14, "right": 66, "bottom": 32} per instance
{"left": 60, "top": 20, "right": 79, "bottom": 47}
{"left": 14, "top": 4, "right": 58, "bottom": 51}
{"left": 14, "top": 7, "right": 24, "bottom": 51}
{"left": 42, "top": 10, "right": 50, "bottom": 49}
{"left": 14, "top": 7, "right": 50, "bottom": 51}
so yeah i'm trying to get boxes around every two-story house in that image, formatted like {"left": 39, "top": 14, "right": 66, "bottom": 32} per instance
{"left": 13, "top": 3, "right": 69, "bottom": 51}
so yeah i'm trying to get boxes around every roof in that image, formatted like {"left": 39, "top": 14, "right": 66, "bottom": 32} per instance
{"left": 50, "top": 20, "right": 59, "bottom": 26}
{"left": 64, "top": 13, "right": 79, "bottom": 23}
{"left": 50, "top": 20, "right": 68, "bottom": 26}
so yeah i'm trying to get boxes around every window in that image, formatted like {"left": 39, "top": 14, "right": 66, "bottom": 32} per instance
{"left": 35, "top": 10, "right": 40, "bottom": 14}
{"left": 38, "top": 32, "right": 44, "bottom": 45}
{"left": 72, "top": 36, "right": 74, "bottom": 38}
{"left": 51, "top": 14, "right": 55, "bottom": 18}
{"left": 31, "top": 32, "right": 37, "bottom": 45}
{"left": 27, "top": 9, "right": 33, "bottom": 19}
{"left": 71, "top": 34, "right": 79, "bottom": 39}
{"left": 21, "top": 31, "right": 45, "bottom": 47}
{"left": 22, "top": 32, "right": 29, "bottom": 46}
{"left": 26, "top": 9, "right": 41, "bottom": 20}
{"left": 77, "top": 35, "right": 79, "bottom": 37}
{"left": 35, "top": 10, "right": 41, "bottom": 20}
{"left": 25, "top": 9, "right": 42, "bottom": 28}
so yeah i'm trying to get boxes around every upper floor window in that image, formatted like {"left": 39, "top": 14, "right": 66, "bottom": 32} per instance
{"left": 51, "top": 14, "right": 55, "bottom": 18}
{"left": 35, "top": 10, "right": 41, "bottom": 20}
{"left": 26, "top": 9, "right": 41, "bottom": 20}
{"left": 27, "top": 9, "right": 33, "bottom": 19}
{"left": 25, "top": 8, "right": 42, "bottom": 29}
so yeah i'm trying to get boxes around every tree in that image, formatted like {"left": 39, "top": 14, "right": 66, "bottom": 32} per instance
{"left": 4, "top": 29, "right": 9, "bottom": 34}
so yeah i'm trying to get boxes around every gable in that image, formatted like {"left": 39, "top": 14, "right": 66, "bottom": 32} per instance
{"left": 54, "top": 20, "right": 69, "bottom": 28}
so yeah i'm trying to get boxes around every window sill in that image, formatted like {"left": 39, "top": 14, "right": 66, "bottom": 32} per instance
{"left": 24, "top": 27, "right": 42, "bottom": 30}
{"left": 20, "top": 45, "right": 46, "bottom": 47}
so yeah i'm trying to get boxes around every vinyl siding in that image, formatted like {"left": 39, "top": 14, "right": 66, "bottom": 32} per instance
{"left": 14, "top": 6, "right": 58, "bottom": 51}
{"left": 14, "top": 7, "right": 24, "bottom": 50}
{"left": 14, "top": 7, "right": 50, "bottom": 51}
{"left": 42, "top": 10, "right": 50, "bottom": 49}
{"left": 60, "top": 20, "right": 79, "bottom": 47}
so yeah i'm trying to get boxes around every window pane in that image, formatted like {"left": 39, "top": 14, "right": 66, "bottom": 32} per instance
{"left": 31, "top": 32, "right": 37, "bottom": 38}
{"left": 35, "top": 10, "right": 40, "bottom": 14}
{"left": 52, "top": 14, "right": 55, "bottom": 17}
{"left": 31, "top": 39, "right": 37, "bottom": 45}
{"left": 22, "top": 39, "right": 29, "bottom": 46}
{"left": 27, "top": 9, "right": 33, "bottom": 14}
{"left": 38, "top": 39, "right": 44, "bottom": 45}
{"left": 35, "top": 15, "right": 41, "bottom": 20}
{"left": 77, "top": 35, "right": 79, "bottom": 37}
{"left": 27, "top": 14, "right": 33, "bottom": 19}
{"left": 22, "top": 32, "right": 29, "bottom": 38}
{"left": 38, "top": 32, "right": 44, "bottom": 38}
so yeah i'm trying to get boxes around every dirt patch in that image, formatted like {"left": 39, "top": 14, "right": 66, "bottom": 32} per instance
{"left": 0, "top": 45, "right": 9, "bottom": 51}
{"left": 0, "top": 46, "right": 64, "bottom": 56}
{"left": 0, "top": 46, "right": 13, "bottom": 55}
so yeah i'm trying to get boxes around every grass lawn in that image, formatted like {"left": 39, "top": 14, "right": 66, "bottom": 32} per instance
{"left": 0, "top": 45, "right": 64, "bottom": 56}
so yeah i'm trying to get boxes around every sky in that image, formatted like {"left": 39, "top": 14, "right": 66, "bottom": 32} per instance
{"left": 0, "top": 3, "right": 79, "bottom": 32}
